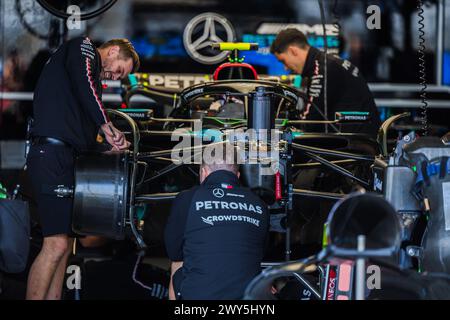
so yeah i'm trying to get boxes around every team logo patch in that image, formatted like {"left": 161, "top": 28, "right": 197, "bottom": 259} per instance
{"left": 212, "top": 188, "right": 225, "bottom": 198}
{"left": 226, "top": 193, "right": 244, "bottom": 198}
{"left": 201, "top": 215, "right": 261, "bottom": 227}
{"left": 202, "top": 217, "right": 214, "bottom": 226}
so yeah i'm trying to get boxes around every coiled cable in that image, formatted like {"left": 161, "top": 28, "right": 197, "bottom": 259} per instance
{"left": 417, "top": 0, "right": 429, "bottom": 135}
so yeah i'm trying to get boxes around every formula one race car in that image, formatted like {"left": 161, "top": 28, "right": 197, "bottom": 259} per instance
{"left": 72, "top": 43, "right": 382, "bottom": 258}
{"left": 28, "top": 43, "right": 450, "bottom": 300}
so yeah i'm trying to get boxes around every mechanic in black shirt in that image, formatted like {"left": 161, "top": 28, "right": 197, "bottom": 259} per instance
{"left": 26, "top": 37, "right": 139, "bottom": 300}
{"left": 271, "top": 28, "right": 381, "bottom": 137}
{"left": 164, "top": 147, "right": 269, "bottom": 300}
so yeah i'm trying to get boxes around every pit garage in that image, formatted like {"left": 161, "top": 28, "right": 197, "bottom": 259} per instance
{"left": 1, "top": 0, "right": 450, "bottom": 303}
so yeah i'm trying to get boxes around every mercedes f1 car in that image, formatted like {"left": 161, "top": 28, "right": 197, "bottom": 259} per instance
{"left": 64, "top": 43, "right": 450, "bottom": 299}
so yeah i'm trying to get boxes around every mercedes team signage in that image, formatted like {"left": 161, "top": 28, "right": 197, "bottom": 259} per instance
{"left": 183, "top": 12, "right": 236, "bottom": 65}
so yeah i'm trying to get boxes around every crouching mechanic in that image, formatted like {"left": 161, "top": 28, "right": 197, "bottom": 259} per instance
{"left": 26, "top": 37, "right": 139, "bottom": 300}
{"left": 164, "top": 149, "right": 270, "bottom": 300}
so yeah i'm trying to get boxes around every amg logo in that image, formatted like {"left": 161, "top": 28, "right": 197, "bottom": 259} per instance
{"left": 257, "top": 23, "right": 339, "bottom": 36}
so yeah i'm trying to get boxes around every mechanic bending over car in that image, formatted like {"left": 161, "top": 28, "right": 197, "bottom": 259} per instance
{"left": 164, "top": 145, "right": 270, "bottom": 300}
{"left": 26, "top": 37, "right": 140, "bottom": 300}
{"left": 271, "top": 28, "right": 381, "bottom": 137}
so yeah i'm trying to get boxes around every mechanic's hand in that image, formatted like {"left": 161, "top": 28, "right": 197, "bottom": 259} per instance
{"left": 101, "top": 122, "right": 131, "bottom": 150}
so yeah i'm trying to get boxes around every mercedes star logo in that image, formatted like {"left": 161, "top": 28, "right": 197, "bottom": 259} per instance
{"left": 183, "top": 12, "right": 235, "bottom": 65}
{"left": 212, "top": 188, "right": 225, "bottom": 198}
